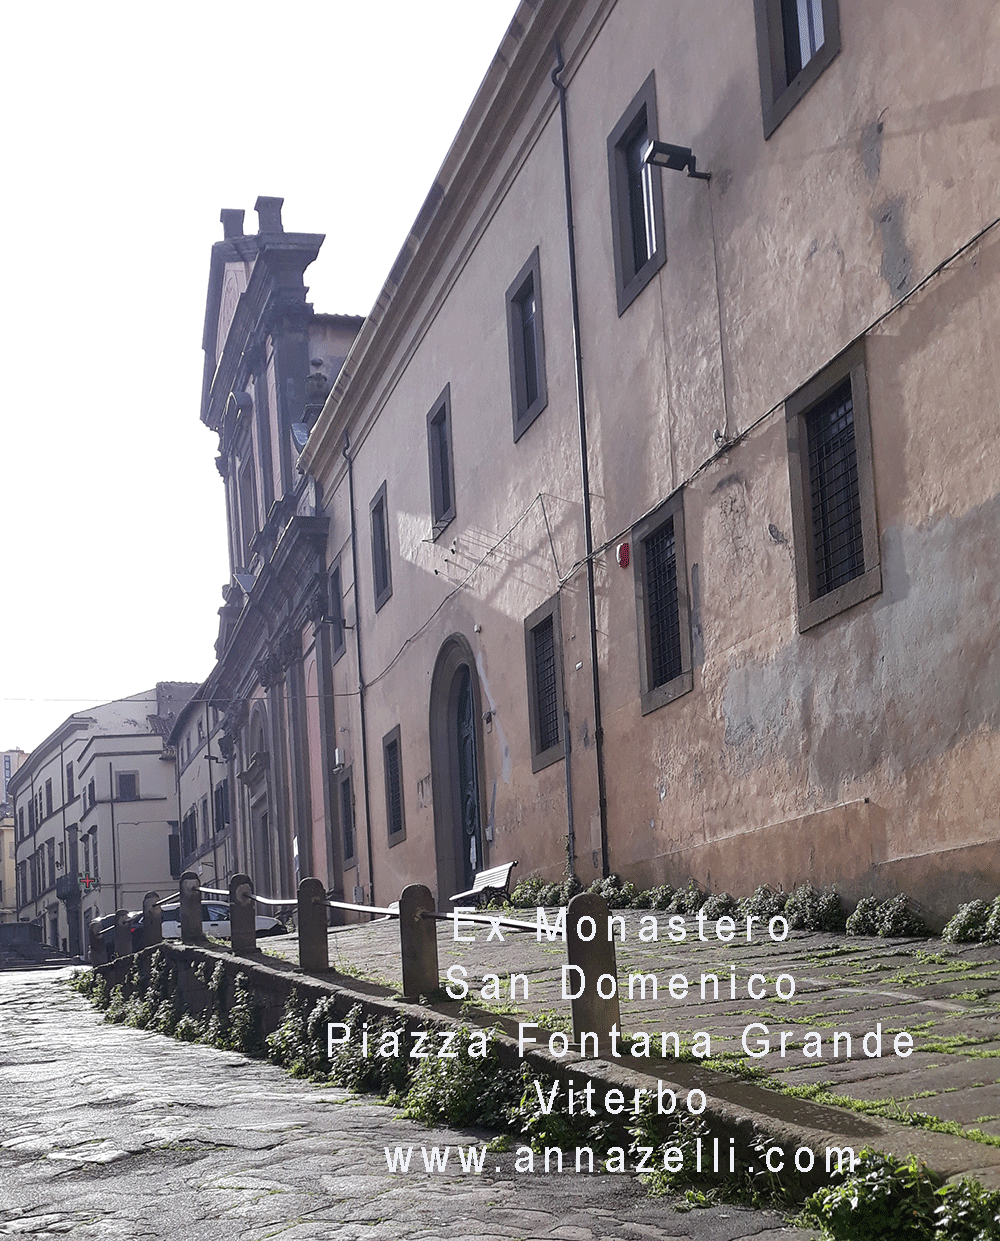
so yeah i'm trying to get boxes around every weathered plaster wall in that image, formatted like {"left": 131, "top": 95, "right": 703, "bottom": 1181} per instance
{"left": 305, "top": 0, "right": 998, "bottom": 921}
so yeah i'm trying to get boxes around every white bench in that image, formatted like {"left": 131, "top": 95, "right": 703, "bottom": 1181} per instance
{"left": 449, "top": 861, "right": 518, "bottom": 908}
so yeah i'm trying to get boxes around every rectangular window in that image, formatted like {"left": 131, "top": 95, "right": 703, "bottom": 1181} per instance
{"left": 91, "top": 832, "right": 99, "bottom": 883}
{"left": 338, "top": 768, "right": 356, "bottom": 865}
{"left": 506, "top": 249, "right": 548, "bottom": 440}
{"left": 382, "top": 725, "right": 405, "bottom": 845}
{"left": 754, "top": 0, "right": 840, "bottom": 137}
{"left": 181, "top": 809, "right": 197, "bottom": 858}
{"left": 524, "top": 596, "right": 565, "bottom": 771}
{"left": 370, "top": 481, "right": 393, "bottom": 612}
{"left": 786, "top": 340, "right": 880, "bottom": 631}
{"left": 66, "top": 761, "right": 75, "bottom": 802}
{"left": 45, "top": 779, "right": 53, "bottom": 818}
{"left": 116, "top": 771, "right": 139, "bottom": 801}
{"left": 46, "top": 839, "right": 55, "bottom": 889}
{"left": 607, "top": 73, "right": 666, "bottom": 315}
{"left": 238, "top": 455, "right": 259, "bottom": 566}
{"left": 213, "top": 778, "right": 230, "bottom": 832}
{"left": 202, "top": 796, "right": 210, "bottom": 842}
{"left": 329, "top": 560, "right": 346, "bottom": 662}
{"left": 426, "top": 385, "right": 456, "bottom": 536}
{"left": 18, "top": 808, "right": 24, "bottom": 839}
{"left": 633, "top": 493, "right": 694, "bottom": 715}
{"left": 88, "top": 778, "right": 96, "bottom": 808}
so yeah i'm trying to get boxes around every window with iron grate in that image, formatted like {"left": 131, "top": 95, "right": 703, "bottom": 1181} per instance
{"left": 806, "top": 379, "right": 864, "bottom": 597}
{"left": 383, "top": 727, "right": 405, "bottom": 845}
{"left": 524, "top": 596, "right": 565, "bottom": 772}
{"left": 786, "top": 339, "right": 881, "bottom": 631}
{"left": 633, "top": 492, "right": 693, "bottom": 715}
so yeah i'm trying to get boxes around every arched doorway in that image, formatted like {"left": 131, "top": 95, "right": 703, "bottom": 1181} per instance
{"left": 429, "top": 636, "right": 487, "bottom": 905}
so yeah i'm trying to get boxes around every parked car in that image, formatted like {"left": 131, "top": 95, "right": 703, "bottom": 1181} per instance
{"left": 157, "top": 901, "right": 287, "bottom": 940}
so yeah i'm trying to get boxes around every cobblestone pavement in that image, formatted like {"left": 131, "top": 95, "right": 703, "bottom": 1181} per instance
{"left": 267, "top": 915, "right": 1000, "bottom": 1142}
{"left": 0, "top": 970, "right": 817, "bottom": 1241}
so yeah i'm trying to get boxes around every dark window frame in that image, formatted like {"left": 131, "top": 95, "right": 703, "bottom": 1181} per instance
{"left": 754, "top": 0, "right": 841, "bottom": 138}
{"left": 426, "top": 384, "right": 456, "bottom": 537}
{"left": 369, "top": 481, "right": 393, "bottom": 612}
{"left": 607, "top": 72, "right": 666, "bottom": 316}
{"left": 336, "top": 766, "right": 356, "bottom": 867}
{"left": 329, "top": 558, "right": 347, "bottom": 664}
{"left": 785, "top": 339, "right": 880, "bottom": 632}
{"left": 116, "top": 771, "right": 139, "bottom": 802}
{"left": 382, "top": 725, "right": 406, "bottom": 846}
{"left": 633, "top": 491, "right": 694, "bottom": 715}
{"left": 524, "top": 595, "right": 566, "bottom": 772}
{"left": 506, "top": 248, "right": 548, "bottom": 441}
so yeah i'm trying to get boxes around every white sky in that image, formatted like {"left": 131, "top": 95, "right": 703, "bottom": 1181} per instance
{"left": 2, "top": 0, "right": 520, "bottom": 755}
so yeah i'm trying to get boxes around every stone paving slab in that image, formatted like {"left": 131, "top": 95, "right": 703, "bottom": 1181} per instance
{"left": 262, "top": 913, "right": 1000, "bottom": 1176}
{"left": 0, "top": 970, "right": 816, "bottom": 1241}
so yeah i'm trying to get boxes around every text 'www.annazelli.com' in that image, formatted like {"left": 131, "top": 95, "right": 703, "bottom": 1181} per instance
{"left": 385, "top": 1142, "right": 859, "bottom": 1176}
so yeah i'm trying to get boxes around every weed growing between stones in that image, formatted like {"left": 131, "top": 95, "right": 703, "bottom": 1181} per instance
{"left": 403, "top": 1028, "right": 520, "bottom": 1130}
{"left": 804, "top": 1147, "right": 1000, "bottom": 1240}
{"left": 942, "top": 898, "right": 1000, "bottom": 945}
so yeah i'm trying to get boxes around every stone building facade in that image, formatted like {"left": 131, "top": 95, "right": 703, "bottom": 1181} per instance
{"left": 192, "top": 1, "right": 998, "bottom": 924}
{"left": 8, "top": 685, "right": 195, "bottom": 956}
{"left": 182, "top": 197, "right": 362, "bottom": 901}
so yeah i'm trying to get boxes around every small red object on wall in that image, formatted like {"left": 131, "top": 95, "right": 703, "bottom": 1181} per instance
{"left": 617, "top": 541, "right": 630, "bottom": 568}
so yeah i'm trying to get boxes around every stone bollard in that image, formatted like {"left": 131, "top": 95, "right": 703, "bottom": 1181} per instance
{"left": 89, "top": 919, "right": 107, "bottom": 966}
{"left": 297, "top": 877, "right": 329, "bottom": 972}
{"left": 180, "top": 871, "right": 203, "bottom": 943}
{"left": 114, "top": 908, "right": 133, "bottom": 958}
{"left": 140, "top": 892, "right": 162, "bottom": 950}
{"left": 566, "top": 892, "right": 622, "bottom": 1058}
{"left": 229, "top": 873, "right": 256, "bottom": 955}
{"left": 399, "top": 884, "right": 438, "bottom": 1001}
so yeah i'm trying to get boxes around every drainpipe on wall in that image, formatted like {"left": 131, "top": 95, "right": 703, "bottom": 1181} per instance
{"left": 205, "top": 699, "right": 220, "bottom": 883}
{"left": 552, "top": 42, "right": 610, "bottom": 877}
{"left": 343, "top": 433, "right": 376, "bottom": 907}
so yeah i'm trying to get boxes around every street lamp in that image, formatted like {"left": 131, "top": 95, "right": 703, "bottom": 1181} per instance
{"left": 642, "top": 140, "right": 711, "bottom": 181}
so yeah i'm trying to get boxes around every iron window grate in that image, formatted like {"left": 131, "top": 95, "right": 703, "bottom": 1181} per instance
{"left": 644, "top": 518, "right": 682, "bottom": 689}
{"left": 806, "top": 378, "right": 864, "bottom": 597}
{"left": 385, "top": 739, "right": 403, "bottom": 835}
{"left": 532, "top": 614, "right": 560, "bottom": 753}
